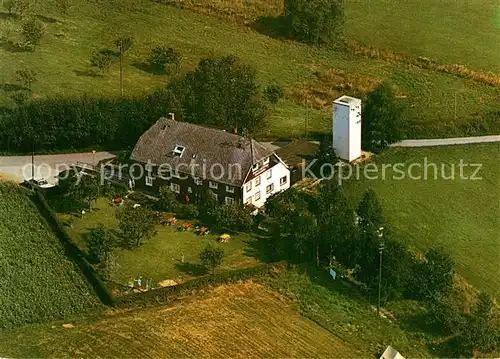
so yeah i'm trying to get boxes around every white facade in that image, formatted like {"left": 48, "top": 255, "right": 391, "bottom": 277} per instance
{"left": 333, "top": 96, "right": 362, "bottom": 162}
{"left": 242, "top": 157, "right": 290, "bottom": 208}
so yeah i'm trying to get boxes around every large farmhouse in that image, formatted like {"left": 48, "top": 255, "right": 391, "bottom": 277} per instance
{"left": 130, "top": 116, "right": 290, "bottom": 208}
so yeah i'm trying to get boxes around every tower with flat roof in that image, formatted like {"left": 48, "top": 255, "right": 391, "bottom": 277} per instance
{"left": 333, "top": 96, "right": 362, "bottom": 162}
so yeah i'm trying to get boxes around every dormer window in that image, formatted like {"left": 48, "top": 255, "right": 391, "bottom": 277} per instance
{"left": 252, "top": 162, "right": 259, "bottom": 172}
{"left": 262, "top": 157, "right": 269, "bottom": 165}
{"left": 173, "top": 145, "right": 185, "bottom": 157}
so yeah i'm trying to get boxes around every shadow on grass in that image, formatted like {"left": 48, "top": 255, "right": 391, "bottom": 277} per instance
{"left": 175, "top": 262, "right": 207, "bottom": 276}
{"left": 250, "top": 16, "right": 289, "bottom": 40}
{"left": 132, "top": 61, "right": 166, "bottom": 75}
{"left": 0, "top": 12, "right": 18, "bottom": 20}
{"left": 73, "top": 69, "right": 100, "bottom": 77}
{"left": 0, "top": 39, "right": 32, "bottom": 53}
{"left": 243, "top": 235, "right": 279, "bottom": 263}
{"left": 35, "top": 14, "right": 59, "bottom": 23}
{"left": 0, "top": 83, "right": 26, "bottom": 92}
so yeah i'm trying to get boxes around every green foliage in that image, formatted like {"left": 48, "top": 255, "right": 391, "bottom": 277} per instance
{"left": 458, "top": 293, "right": 499, "bottom": 355}
{"left": 86, "top": 224, "right": 116, "bottom": 263}
{"left": 15, "top": 68, "right": 37, "bottom": 89}
{"left": 90, "top": 52, "right": 112, "bottom": 75}
{"left": 66, "top": 174, "right": 100, "bottom": 211}
{"left": 8, "top": 89, "right": 30, "bottom": 106}
{"left": 284, "top": 0, "right": 344, "bottom": 45}
{"left": 8, "top": 0, "right": 31, "bottom": 16}
{"left": 175, "top": 204, "right": 199, "bottom": 219}
{"left": 425, "top": 292, "right": 465, "bottom": 335}
{"left": 21, "top": 17, "right": 44, "bottom": 49}
{"left": 263, "top": 84, "right": 284, "bottom": 106}
{"left": 199, "top": 244, "right": 225, "bottom": 275}
{"left": 212, "top": 203, "right": 253, "bottom": 233}
{"left": 116, "top": 203, "right": 157, "bottom": 248}
{"left": 114, "top": 36, "right": 133, "bottom": 54}
{"left": 169, "top": 55, "right": 265, "bottom": 133}
{"left": 0, "top": 182, "right": 101, "bottom": 328}
{"left": 0, "top": 90, "right": 183, "bottom": 152}
{"left": 147, "top": 45, "right": 181, "bottom": 72}
{"left": 97, "top": 252, "right": 120, "bottom": 280}
{"left": 411, "top": 247, "right": 455, "bottom": 301}
{"left": 158, "top": 185, "right": 178, "bottom": 212}
{"left": 362, "top": 82, "right": 402, "bottom": 152}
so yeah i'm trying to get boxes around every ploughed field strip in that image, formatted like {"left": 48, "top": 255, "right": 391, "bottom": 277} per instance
{"left": 0, "top": 282, "right": 365, "bottom": 358}
{"left": 0, "top": 182, "right": 101, "bottom": 329}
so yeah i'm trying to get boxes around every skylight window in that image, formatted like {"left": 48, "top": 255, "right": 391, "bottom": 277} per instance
{"left": 173, "top": 145, "right": 185, "bottom": 157}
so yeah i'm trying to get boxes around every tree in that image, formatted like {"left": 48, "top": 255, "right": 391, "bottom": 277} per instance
{"left": 158, "top": 185, "right": 178, "bottom": 212}
{"left": 213, "top": 203, "right": 253, "bottom": 233}
{"left": 284, "top": 0, "right": 344, "bottom": 45}
{"left": 98, "top": 252, "right": 120, "bottom": 280}
{"left": 356, "top": 188, "right": 383, "bottom": 234}
{"left": 90, "top": 52, "right": 112, "bottom": 75}
{"left": 362, "top": 82, "right": 402, "bottom": 152}
{"left": 86, "top": 224, "right": 116, "bottom": 263}
{"left": 412, "top": 247, "right": 455, "bottom": 301}
{"left": 458, "top": 293, "right": 499, "bottom": 355}
{"left": 67, "top": 174, "right": 100, "bottom": 211}
{"left": 116, "top": 203, "right": 157, "bottom": 248}
{"left": 21, "top": 18, "right": 44, "bottom": 50}
{"left": 169, "top": 55, "right": 265, "bottom": 133}
{"left": 264, "top": 84, "right": 284, "bottom": 108}
{"left": 199, "top": 244, "right": 224, "bottom": 275}
{"left": 425, "top": 292, "right": 465, "bottom": 335}
{"left": 114, "top": 36, "right": 133, "bottom": 96}
{"left": 15, "top": 68, "right": 36, "bottom": 89}
{"left": 147, "top": 45, "right": 181, "bottom": 73}
{"left": 55, "top": 0, "right": 73, "bottom": 16}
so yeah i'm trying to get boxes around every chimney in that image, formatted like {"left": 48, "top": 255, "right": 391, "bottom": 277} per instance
{"left": 168, "top": 112, "right": 175, "bottom": 121}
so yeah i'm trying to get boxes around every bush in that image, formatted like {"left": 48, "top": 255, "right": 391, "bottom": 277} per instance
{"left": 213, "top": 203, "right": 254, "bottom": 233}
{"left": 284, "top": 0, "right": 344, "bottom": 45}
{"left": 264, "top": 84, "right": 284, "bottom": 106}
{"left": 147, "top": 45, "right": 181, "bottom": 72}
{"left": 425, "top": 292, "right": 466, "bottom": 335}
{"left": 90, "top": 52, "right": 112, "bottom": 75}
{"left": 176, "top": 204, "right": 199, "bottom": 219}
{"left": 21, "top": 17, "right": 44, "bottom": 50}
{"left": 157, "top": 185, "right": 178, "bottom": 212}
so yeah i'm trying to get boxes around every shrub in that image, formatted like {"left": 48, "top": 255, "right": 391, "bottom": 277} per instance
{"left": 147, "top": 45, "right": 181, "bottom": 72}
{"left": 264, "top": 84, "right": 284, "bottom": 106}
{"left": 176, "top": 204, "right": 199, "bottom": 219}
{"left": 90, "top": 52, "right": 112, "bottom": 75}
{"left": 200, "top": 244, "right": 225, "bottom": 275}
{"left": 284, "top": 0, "right": 344, "bottom": 45}
{"left": 15, "top": 68, "right": 37, "bottom": 89}
{"left": 158, "top": 185, "right": 178, "bottom": 212}
{"left": 21, "top": 17, "right": 44, "bottom": 50}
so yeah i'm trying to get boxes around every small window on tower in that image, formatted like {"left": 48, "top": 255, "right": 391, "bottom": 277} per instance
{"left": 173, "top": 145, "right": 185, "bottom": 157}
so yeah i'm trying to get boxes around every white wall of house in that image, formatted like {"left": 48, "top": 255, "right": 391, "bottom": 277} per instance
{"left": 242, "top": 160, "right": 290, "bottom": 208}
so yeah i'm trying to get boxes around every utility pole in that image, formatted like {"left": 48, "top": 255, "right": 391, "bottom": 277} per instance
{"left": 119, "top": 41, "right": 124, "bottom": 97}
{"left": 454, "top": 92, "right": 457, "bottom": 122}
{"left": 377, "top": 226, "right": 385, "bottom": 316}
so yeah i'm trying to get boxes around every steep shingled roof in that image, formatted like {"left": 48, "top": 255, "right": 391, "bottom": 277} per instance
{"left": 130, "top": 118, "right": 273, "bottom": 186}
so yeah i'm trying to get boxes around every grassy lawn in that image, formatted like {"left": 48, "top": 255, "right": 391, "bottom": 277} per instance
{"left": 0, "top": 182, "right": 101, "bottom": 329}
{"left": 345, "top": 0, "right": 500, "bottom": 73}
{"left": 343, "top": 143, "right": 500, "bottom": 298}
{"left": 59, "top": 197, "right": 260, "bottom": 286}
{"left": 0, "top": 0, "right": 498, "bottom": 139}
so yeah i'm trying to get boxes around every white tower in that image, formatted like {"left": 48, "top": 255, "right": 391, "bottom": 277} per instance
{"left": 333, "top": 95, "right": 362, "bottom": 162}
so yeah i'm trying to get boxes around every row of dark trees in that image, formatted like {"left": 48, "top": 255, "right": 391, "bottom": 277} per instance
{"left": 263, "top": 182, "right": 499, "bottom": 355}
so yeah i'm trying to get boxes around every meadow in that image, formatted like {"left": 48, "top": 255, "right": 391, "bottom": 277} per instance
{"left": 0, "top": 0, "right": 498, "bottom": 141}
{"left": 59, "top": 198, "right": 260, "bottom": 286}
{"left": 0, "top": 182, "right": 101, "bottom": 328}
{"left": 343, "top": 143, "right": 500, "bottom": 297}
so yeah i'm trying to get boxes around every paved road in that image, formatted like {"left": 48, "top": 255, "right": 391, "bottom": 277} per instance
{"left": 391, "top": 135, "right": 500, "bottom": 147}
{"left": 0, "top": 152, "right": 115, "bottom": 184}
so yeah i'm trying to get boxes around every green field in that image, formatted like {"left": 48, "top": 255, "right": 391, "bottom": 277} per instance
{"left": 59, "top": 198, "right": 260, "bottom": 286}
{"left": 0, "top": 0, "right": 498, "bottom": 140}
{"left": 345, "top": 0, "right": 500, "bottom": 73}
{"left": 0, "top": 182, "right": 101, "bottom": 328}
{"left": 343, "top": 143, "right": 500, "bottom": 297}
